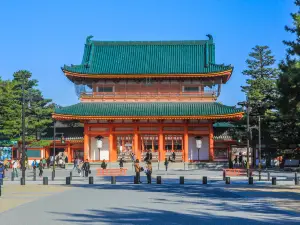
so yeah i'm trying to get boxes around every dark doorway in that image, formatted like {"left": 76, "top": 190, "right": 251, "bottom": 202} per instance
{"left": 49, "top": 148, "right": 65, "bottom": 156}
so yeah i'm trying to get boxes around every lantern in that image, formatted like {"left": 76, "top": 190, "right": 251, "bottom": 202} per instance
{"left": 195, "top": 136, "right": 202, "bottom": 149}
{"left": 95, "top": 136, "right": 103, "bottom": 149}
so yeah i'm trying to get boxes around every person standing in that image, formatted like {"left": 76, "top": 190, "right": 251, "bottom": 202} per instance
{"left": 146, "top": 161, "right": 152, "bottom": 184}
{"left": 119, "top": 158, "right": 124, "bottom": 168}
{"left": 32, "top": 159, "right": 37, "bottom": 172}
{"left": 38, "top": 160, "right": 43, "bottom": 177}
{"left": 12, "top": 159, "right": 19, "bottom": 177}
{"left": 134, "top": 159, "right": 141, "bottom": 183}
{"left": 82, "top": 159, "right": 90, "bottom": 177}
{"left": 164, "top": 158, "right": 169, "bottom": 171}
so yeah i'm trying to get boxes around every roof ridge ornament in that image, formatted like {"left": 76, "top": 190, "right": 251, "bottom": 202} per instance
{"left": 206, "top": 34, "right": 213, "bottom": 41}
{"left": 86, "top": 35, "right": 94, "bottom": 45}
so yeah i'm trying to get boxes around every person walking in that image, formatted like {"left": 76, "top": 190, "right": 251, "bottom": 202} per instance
{"left": 164, "top": 158, "right": 169, "bottom": 171}
{"left": 134, "top": 159, "right": 141, "bottom": 183}
{"left": 32, "top": 159, "right": 37, "bottom": 172}
{"left": 146, "top": 161, "right": 152, "bottom": 184}
{"left": 82, "top": 159, "right": 90, "bottom": 177}
{"left": 38, "top": 160, "right": 43, "bottom": 177}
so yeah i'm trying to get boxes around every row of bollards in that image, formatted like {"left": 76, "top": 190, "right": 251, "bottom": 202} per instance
{"left": 4, "top": 172, "right": 300, "bottom": 186}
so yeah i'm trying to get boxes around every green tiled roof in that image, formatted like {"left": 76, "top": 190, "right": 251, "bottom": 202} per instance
{"left": 42, "top": 127, "right": 84, "bottom": 140}
{"left": 213, "top": 122, "right": 235, "bottom": 128}
{"left": 62, "top": 35, "right": 232, "bottom": 75}
{"left": 54, "top": 102, "right": 243, "bottom": 117}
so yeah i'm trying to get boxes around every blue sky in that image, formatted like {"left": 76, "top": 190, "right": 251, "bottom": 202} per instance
{"left": 0, "top": 0, "right": 295, "bottom": 106}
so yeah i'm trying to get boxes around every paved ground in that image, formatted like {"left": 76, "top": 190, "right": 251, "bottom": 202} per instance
{"left": 0, "top": 177, "right": 300, "bottom": 225}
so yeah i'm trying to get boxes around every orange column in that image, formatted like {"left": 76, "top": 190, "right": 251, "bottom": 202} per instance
{"left": 84, "top": 124, "right": 90, "bottom": 160}
{"left": 159, "top": 126, "right": 164, "bottom": 162}
{"left": 109, "top": 126, "right": 117, "bottom": 162}
{"left": 184, "top": 123, "right": 189, "bottom": 162}
{"left": 67, "top": 142, "right": 71, "bottom": 160}
{"left": 134, "top": 126, "right": 140, "bottom": 161}
{"left": 209, "top": 123, "right": 214, "bottom": 161}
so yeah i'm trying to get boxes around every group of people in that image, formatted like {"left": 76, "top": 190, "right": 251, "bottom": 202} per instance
{"left": 233, "top": 152, "right": 247, "bottom": 168}
{"left": 72, "top": 158, "right": 91, "bottom": 177}
{"left": 134, "top": 159, "right": 152, "bottom": 184}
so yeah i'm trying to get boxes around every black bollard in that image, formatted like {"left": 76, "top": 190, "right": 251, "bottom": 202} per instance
{"left": 89, "top": 176, "right": 94, "bottom": 184}
{"left": 203, "top": 176, "right": 207, "bottom": 184}
{"left": 11, "top": 172, "right": 14, "bottom": 181}
{"left": 156, "top": 176, "right": 161, "bottom": 184}
{"left": 70, "top": 171, "right": 72, "bottom": 181}
{"left": 111, "top": 176, "right": 116, "bottom": 184}
{"left": 51, "top": 171, "right": 55, "bottom": 181}
{"left": 249, "top": 176, "right": 254, "bottom": 185}
{"left": 225, "top": 177, "right": 230, "bottom": 184}
{"left": 267, "top": 172, "right": 270, "bottom": 181}
{"left": 43, "top": 177, "right": 48, "bottom": 185}
{"left": 180, "top": 176, "right": 184, "bottom": 184}
{"left": 134, "top": 176, "right": 138, "bottom": 184}
{"left": 295, "top": 172, "right": 299, "bottom": 185}
{"left": 66, "top": 177, "right": 71, "bottom": 185}
{"left": 20, "top": 177, "right": 25, "bottom": 185}
{"left": 258, "top": 170, "right": 261, "bottom": 181}
{"left": 0, "top": 179, "right": 3, "bottom": 185}
{"left": 33, "top": 170, "right": 36, "bottom": 181}
{"left": 272, "top": 177, "right": 276, "bottom": 185}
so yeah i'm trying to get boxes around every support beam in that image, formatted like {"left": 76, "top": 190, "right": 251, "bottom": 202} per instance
{"left": 67, "top": 142, "right": 71, "bottom": 161}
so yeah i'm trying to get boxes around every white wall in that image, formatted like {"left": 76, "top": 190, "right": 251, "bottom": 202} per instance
{"left": 90, "top": 137, "right": 110, "bottom": 161}
{"left": 188, "top": 136, "right": 209, "bottom": 161}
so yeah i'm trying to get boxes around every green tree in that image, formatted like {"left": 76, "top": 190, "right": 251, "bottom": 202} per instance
{"left": 0, "top": 70, "right": 54, "bottom": 141}
{"left": 230, "top": 46, "right": 279, "bottom": 165}
{"left": 277, "top": 0, "right": 300, "bottom": 146}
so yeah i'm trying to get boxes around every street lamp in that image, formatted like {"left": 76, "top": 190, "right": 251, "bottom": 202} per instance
{"left": 95, "top": 136, "right": 103, "bottom": 161}
{"left": 238, "top": 97, "right": 252, "bottom": 177}
{"left": 195, "top": 136, "right": 203, "bottom": 161}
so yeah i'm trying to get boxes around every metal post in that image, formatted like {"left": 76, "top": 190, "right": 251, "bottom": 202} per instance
{"left": 258, "top": 116, "right": 262, "bottom": 178}
{"left": 267, "top": 172, "right": 270, "bottom": 181}
{"left": 295, "top": 172, "right": 299, "bottom": 185}
{"left": 272, "top": 177, "right": 276, "bottom": 185}
{"left": 157, "top": 176, "right": 161, "bottom": 184}
{"left": 203, "top": 176, "right": 207, "bottom": 184}
{"left": 180, "top": 176, "right": 184, "bottom": 184}
{"left": 21, "top": 76, "right": 26, "bottom": 180}
{"left": 225, "top": 176, "right": 230, "bottom": 184}
{"left": 246, "top": 98, "right": 250, "bottom": 177}
{"left": 53, "top": 120, "right": 56, "bottom": 176}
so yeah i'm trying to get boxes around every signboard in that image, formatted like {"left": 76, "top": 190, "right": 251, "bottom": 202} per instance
{"left": 0, "top": 147, "right": 12, "bottom": 160}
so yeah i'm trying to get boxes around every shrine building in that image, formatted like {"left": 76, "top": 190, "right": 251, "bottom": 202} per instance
{"left": 51, "top": 35, "right": 243, "bottom": 163}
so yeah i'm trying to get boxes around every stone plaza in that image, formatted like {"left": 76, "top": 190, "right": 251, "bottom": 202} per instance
{"left": 0, "top": 167, "right": 300, "bottom": 225}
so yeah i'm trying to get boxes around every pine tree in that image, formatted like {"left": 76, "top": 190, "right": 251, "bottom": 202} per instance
{"left": 0, "top": 70, "right": 54, "bottom": 140}
{"left": 230, "top": 46, "right": 279, "bottom": 165}
{"left": 277, "top": 0, "right": 300, "bottom": 145}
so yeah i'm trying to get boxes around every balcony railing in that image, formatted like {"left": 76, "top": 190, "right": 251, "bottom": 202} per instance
{"left": 81, "top": 91, "right": 217, "bottom": 99}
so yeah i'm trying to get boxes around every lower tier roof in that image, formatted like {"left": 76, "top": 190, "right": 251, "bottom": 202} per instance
{"left": 53, "top": 102, "right": 243, "bottom": 120}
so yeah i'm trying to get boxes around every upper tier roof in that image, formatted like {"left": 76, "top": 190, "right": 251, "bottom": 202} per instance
{"left": 62, "top": 35, "right": 233, "bottom": 82}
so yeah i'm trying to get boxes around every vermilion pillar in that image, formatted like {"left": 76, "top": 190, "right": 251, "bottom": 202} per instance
{"left": 84, "top": 124, "right": 90, "bottom": 160}
{"left": 159, "top": 126, "right": 164, "bottom": 162}
{"left": 184, "top": 124, "right": 189, "bottom": 162}
{"left": 109, "top": 126, "right": 117, "bottom": 162}
{"left": 134, "top": 126, "right": 140, "bottom": 161}
{"left": 67, "top": 142, "right": 71, "bottom": 160}
{"left": 209, "top": 123, "right": 214, "bottom": 161}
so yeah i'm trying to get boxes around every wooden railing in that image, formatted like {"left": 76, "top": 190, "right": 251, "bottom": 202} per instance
{"left": 81, "top": 91, "right": 217, "bottom": 99}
